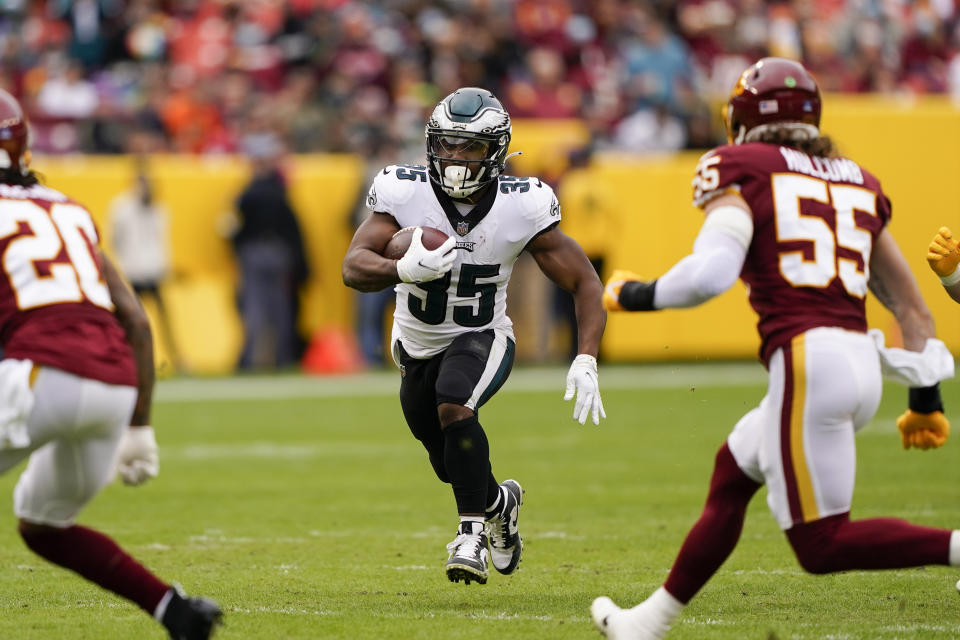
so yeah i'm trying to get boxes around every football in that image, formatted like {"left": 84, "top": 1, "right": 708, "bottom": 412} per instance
{"left": 383, "top": 226, "right": 450, "bottom": 259}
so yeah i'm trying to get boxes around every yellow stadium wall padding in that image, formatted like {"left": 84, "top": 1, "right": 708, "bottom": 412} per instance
{"left": 37, "top": 153, "right": 363, "bottom": 375}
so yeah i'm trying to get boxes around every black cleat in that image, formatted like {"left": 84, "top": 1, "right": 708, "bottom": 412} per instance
{"left": 161, "top": 585, "right": 223, "bottom": 640}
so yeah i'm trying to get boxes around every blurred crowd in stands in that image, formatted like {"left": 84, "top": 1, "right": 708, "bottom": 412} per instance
{"left": 2, "top": 0, "right": 958, "bottom": 158}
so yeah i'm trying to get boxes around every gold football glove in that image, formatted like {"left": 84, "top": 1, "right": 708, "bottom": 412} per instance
{"left": 602, "top": 269, "right": 643, "bottom": 311}
{"left": 896, "top": 409, "right": 950, "bottom": 450}
{"left": 603, "top": 269, "right": 643, "bottom": 311}
{"left": 926, "top": 227, "right": 960, "bottom": 278}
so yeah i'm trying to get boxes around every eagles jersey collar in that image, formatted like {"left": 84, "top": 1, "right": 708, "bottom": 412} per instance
{"left": 430, "top": 179, "right": 497, "bottom": 237}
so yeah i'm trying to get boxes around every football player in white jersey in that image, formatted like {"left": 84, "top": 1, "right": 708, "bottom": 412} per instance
{"left": 343, "top": 87, "right": 607, "bottom": 585}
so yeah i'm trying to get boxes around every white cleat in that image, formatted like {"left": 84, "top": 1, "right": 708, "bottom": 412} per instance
{"left": 591, "top": 597, "right": 624, "bottom": 637}
{"left": 591, "top": 596, "right": 670, "bottom": 640}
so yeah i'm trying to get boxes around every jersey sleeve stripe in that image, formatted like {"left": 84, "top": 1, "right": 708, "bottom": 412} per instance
{"left": 694, "top": 185, "right": 742, "bottom": 209}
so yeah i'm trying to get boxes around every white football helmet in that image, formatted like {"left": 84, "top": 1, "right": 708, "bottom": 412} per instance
{"left": 425, "top": 87, "right": 512, "bottom": 199}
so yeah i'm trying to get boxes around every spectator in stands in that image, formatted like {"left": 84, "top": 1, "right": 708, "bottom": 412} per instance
{"left": 58, "top": 0, "right": 122, "bottom": 68}
{"left": 899, "top": 4, "right": 951, "bottom": 92}
{"left": 611, "top": 100, "right": 687, "bottom": 153}
{"left": 161, "top": 80, "right": 231, "bottom": 153}
{"left": 506, "top": 46, "right": 583, "bottom": 118}
{"left": 0, "top": 0, "right": 957, "bottom": 156}
{"left": 36, "top": 58, "right": 98, "bottom": 119}
{"left": 271, "top": 68, "right": 326, "bottom": 153}
{"left": 32, "top": 56, "right": 98, "bottom": 153}
{"left": 619, "top": 5, "right": 695, "bottom": 116}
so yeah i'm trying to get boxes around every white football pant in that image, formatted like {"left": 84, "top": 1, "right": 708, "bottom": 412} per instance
{"left": 0, "top": 365, "right": 136, "bottom": 527}
{"left": 727, "top": 327, "right": 882, "bottom": 530}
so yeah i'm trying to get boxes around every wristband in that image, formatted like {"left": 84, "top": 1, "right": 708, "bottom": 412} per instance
{"left": 619, "top": 279, "right": 658, "bottom": 311}
{"left": 908, "top": 383, "right": 944, "bottom": 414}
{"left": 940, "top": 264, "right": 960, "bottom": 287}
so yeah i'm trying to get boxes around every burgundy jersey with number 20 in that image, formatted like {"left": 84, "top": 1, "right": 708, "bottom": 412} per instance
{"left": 691, "top": 142, "right": 892, "bottom": 365}
{"left": 0, "top": 183, "right": 136, "bottom": 386}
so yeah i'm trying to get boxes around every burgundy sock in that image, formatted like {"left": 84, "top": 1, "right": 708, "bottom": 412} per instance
{"left": 664, "top": 443, "right": 762, "bottom": 603}
{"left": 19, "top": 523, "right": 170, "bottom": 614}
{"left": 787, "top": 512, "right": 952, "bottom": 573}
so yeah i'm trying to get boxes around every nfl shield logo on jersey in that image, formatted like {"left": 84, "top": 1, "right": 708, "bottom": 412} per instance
{"left": 456, "top": 221, "right": 470, "bottom": 236}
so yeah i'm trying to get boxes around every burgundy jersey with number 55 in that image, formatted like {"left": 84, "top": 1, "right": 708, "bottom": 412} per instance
{"left": 0, "top": 184, "right": 136, "bottom": 386}
{"left": 691, "top": 142, "right": 892, "bottom": 365}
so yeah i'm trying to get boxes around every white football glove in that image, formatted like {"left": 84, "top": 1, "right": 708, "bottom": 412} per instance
{"left": 564, "top": 354, "right": 606, "bottom": 425}
{"left": 396, "top": 227, "right": 457, "bottom": 283}
{"left": 115, "top": 426, "right": 159, "bottom": 486}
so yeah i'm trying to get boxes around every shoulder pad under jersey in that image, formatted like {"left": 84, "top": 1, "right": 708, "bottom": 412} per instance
{"left": 498, "top": 176, "right": 560, "bottom": 224}
{"left": 367, "top": 164, "right": 430, "bottom": 212}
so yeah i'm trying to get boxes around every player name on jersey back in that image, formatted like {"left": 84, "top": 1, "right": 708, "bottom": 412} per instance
{"left": 778, "top": 147, "right": 864, "bottom": 184}
{"left": 691, "top": 141, "right": 891, "bottom": 365}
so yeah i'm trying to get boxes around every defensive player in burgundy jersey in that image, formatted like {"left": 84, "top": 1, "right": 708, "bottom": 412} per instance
{"left": 927, "top": 226, "right": 960, "bottom": 303}
{"left": 343, "top": 88, "right": 606, "bottom": 585}
{"left": 591, "top": 59, "right": 958, "bottom": 639}
{"left": 0, "top": 90, "right": 221, "bottom": 640}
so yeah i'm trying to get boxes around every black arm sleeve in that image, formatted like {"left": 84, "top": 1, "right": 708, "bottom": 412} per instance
{"left": 619, "top": 280, "right": 658, "bottom": 311}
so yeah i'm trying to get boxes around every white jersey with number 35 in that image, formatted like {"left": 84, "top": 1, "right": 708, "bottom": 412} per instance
{"left": 366, "top": 164, "right": 561, "bottom": 359}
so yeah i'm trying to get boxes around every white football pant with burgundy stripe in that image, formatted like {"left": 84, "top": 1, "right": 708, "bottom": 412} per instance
{"left": 727, "top": 327, "right": 882, "bottom": 530}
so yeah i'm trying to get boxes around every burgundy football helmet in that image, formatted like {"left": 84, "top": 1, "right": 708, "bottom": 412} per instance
{"left": 725, "top": 57, "right": 821, "bottom": 145}
{"left": 0, "top": 89, "right": 30, "bottom": 173}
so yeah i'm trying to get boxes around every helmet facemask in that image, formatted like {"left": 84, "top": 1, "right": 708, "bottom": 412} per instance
{"left": 425, "top": 87, "right": 512, "bottom": 199}
{"left": 427, "top": 131, "right": 505, "bottom": 199}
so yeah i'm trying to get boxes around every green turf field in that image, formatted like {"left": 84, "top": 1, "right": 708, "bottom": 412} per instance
{"left": 0, "top": 363, "right": 957, "bottom": 639}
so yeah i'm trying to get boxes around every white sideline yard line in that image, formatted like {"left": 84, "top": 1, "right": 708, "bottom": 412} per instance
{"left": 155, "top": 363, "right": 768, "bottom": 403}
